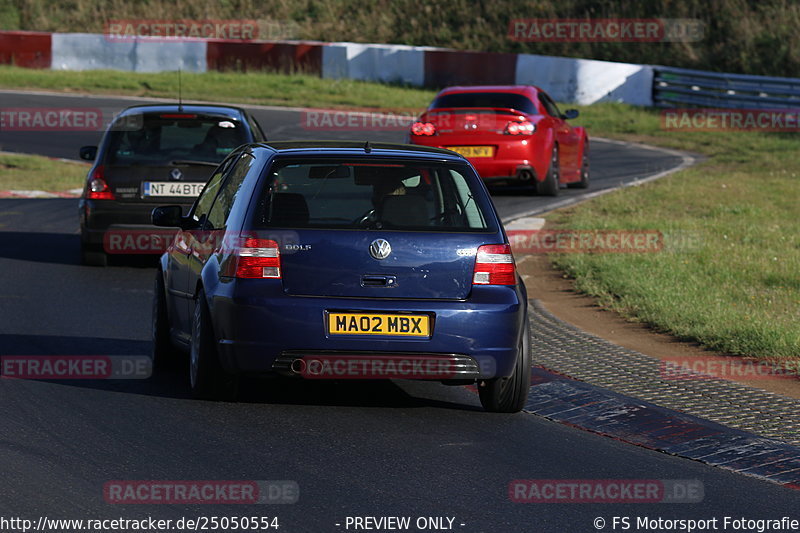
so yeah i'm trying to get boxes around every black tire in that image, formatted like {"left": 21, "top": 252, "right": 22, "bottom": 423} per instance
{"left": 152, "top": 271, "right": 177, "bottom": 371}
{"left": 80, "top": 240, "right": 108, "bottom": 267}
{"left": 189, "top": 288, "right": 239, "bottom": 401}
{"left": 478, "top": 319, "right": 532, "bottom": 413}
{"left": 568, "top": 146, "right": 590, "bottom": 189}
{"left": 537, "top": 146, "right": 560, "bottom": 196}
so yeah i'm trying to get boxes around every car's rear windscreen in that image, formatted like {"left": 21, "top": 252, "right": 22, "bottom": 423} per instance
{"left": 105, "top": 113, "right": 247, "bottom": 165}
{"left": 254, "top": 158, "right": 495, "bottom": 232}
{"left": 430, "top": 92, "right": 537, "bottom": 114}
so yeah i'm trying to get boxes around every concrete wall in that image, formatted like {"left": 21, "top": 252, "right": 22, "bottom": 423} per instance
{"left": 322, "top": 43, "right": 426, "bottom": 86}
{"left": 516, "top": 54, "right": 653, "bottom": 106}
{"left": 51, "top": 34, "right": 206, "bottom": 72}
{"left": 1, "top": 30, "right": 654, "bottom": 106}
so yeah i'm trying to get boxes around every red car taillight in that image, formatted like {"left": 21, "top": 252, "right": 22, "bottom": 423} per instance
{"left": 86, "top": 165, "right": 115, "bottom": 200}
{"left": 504, "top": 120, "right": 535, "bottom": 135}
{"left": 232, "top": 238, "right": 281, "bottom": 279}
{"left": 473, "top": 244, "right": 516, "bottom": 285}
{"left": 411, "top": 121, "right": 436, "bottom": 136}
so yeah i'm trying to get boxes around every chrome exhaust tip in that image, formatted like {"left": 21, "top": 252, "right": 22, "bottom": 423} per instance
{"left": 289, "top": 358, "right": 306, "bottom": 375}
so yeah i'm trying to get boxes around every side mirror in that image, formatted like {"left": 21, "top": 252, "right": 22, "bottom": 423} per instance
{"left": 79, "top": 146, "right": 98, "bottom": 161}
{"left": 562, "top": 109, "right": 579, "bottom": 120}
{"left": 151, "top": 205, "right": 185, "bottom": 228}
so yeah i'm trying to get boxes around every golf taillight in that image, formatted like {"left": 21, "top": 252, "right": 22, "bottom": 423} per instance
{"left": 86, "top": 165, "right": 115, "bottom": 200}
{"left": 504, "top": 120, "right": 535, "bottom": 135}
{"left": 234, "top": 238, "right": 281, "bottom": 279}
{"left": 473, "top": 244, "right": 516, "bottom": 285}
{"left": 411, "top": 121, "right": 436, "bottom": 136}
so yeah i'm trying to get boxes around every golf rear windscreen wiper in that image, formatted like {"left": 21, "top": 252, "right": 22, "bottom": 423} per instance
{"left": 170, "top": 160, "right": 219, "bottom": 167}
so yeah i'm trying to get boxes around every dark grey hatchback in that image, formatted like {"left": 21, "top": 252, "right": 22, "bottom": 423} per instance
{"left": 151, "top": 141, "right": 531, "bottom": 412}
{"left": 78, "top": 104, "right": 266, "bottom": 266}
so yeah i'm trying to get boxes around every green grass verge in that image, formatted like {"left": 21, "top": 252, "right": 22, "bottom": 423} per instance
{"left": 0, "top": 152, "right": 87, "bottom": 191}
{"left": 548, "top": 104, "right": 800, "bottom": 361}
{"left": 0, "top": 66, "right": 436, "bottom": 111}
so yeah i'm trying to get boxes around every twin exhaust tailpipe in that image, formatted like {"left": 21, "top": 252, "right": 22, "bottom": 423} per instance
{"left": 289, "top": 358, "right": 306, "bottom": 375}
{"left": 516, "top": 168, "right": 534, "bottom": 181}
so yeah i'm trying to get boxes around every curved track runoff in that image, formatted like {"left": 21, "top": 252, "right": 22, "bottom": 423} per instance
{"left": 1, "top": 92, "right": 797, "bottom": 530}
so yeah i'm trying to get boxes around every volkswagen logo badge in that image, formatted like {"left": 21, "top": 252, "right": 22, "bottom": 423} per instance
{"left": 169, "top": 168, "right": 183, "bottom": 181}
{"left": 369, "top": 239, "right": 392, "bottom": 260}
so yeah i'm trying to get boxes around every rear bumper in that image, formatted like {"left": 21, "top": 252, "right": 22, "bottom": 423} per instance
{"left": 410, "top": 136, "right": 549, "bottom": 180}
{"left": 211, "top": 280, "right": 527, "bottom": 380}
{"left": 271, "top": 351, "right": 484, "bottom": 380}
{"left": 79, "top": 198, "right": 190, "bottom": 249}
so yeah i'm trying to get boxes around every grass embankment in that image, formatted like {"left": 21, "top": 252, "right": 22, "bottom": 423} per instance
{"left": 0, "top": 66, "right": 436, "bottom": 111}
{"left": 548, "top": 104, "right": 800, "bottom": 361}
{"left": 0, "top": 152, "right": 87, "bottom": 191}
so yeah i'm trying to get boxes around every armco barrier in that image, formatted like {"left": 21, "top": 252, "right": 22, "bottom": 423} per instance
{"left": 0, "top": 31, "right": 51, "bottom": 68}
{"left": 516, "top": 54, "right": 653, "bottom": 106}
{"left": 322, "top": 43, "right": 426, "bottom": 86}
{"left": 654, "top": 66, "right": 800, "bottom": 109}
{"left": 51, "top": 33, "right": 206, "bottom": 72}
{"left": 207, "top": 41, "right": 322, "bottom": 74}
{"left": 424, "top": 50, "right": 517, "bottom": 87}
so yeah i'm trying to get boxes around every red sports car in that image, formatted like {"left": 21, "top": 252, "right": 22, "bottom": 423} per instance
{"left": 408, "top": 85, "right": 589, "bottom": 195}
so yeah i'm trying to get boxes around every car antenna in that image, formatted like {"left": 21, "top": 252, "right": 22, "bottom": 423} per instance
{"left": 364, "top": 141, "right": 371, "bottom": 153}
{"left": 178, "top": 67, "right": 183, "bottom": 112}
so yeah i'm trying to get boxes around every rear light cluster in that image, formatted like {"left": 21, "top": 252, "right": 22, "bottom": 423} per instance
{"left": 231, "top": 238, "right": 281, "bottom": 279}
{"left": 86, "top": 166, "right": 115, "bottom": 200}
{"left": 504, "top": 120, "right": 535, "bottom": 135}
{"left": 411, "top": 121, "right": 436, "bottom": 136}
{"left": 473, "top": 244, "right": 516, "bottom": 285}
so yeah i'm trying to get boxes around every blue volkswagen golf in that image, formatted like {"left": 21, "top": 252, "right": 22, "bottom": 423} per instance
{"left": 151, "top": 141, "right": 531, "bottom": 412}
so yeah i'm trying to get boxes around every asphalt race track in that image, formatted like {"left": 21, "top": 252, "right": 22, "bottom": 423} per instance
{"left": 0, "top": 91, "right": 797, "bottom": 531}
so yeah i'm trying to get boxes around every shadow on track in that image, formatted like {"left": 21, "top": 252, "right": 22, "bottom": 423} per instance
{"left": 0, "top": 231, "right": 81, "bottom": 265}
{"left": 0, "top": 231, "right": 159, "bottom": 267}
{"left": 0, "top": 334, "right": 477, "bottom": 411}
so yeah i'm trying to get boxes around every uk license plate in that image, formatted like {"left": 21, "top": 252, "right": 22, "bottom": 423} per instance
{"left": 327, "top": 312, "right": 431, "bottom": 337}
{"left": 446, "top": 146, "right": 493, "bottom": 158}
{"left": 143, "top": 181, "right": 204, "bottom": 197}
